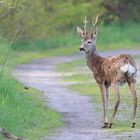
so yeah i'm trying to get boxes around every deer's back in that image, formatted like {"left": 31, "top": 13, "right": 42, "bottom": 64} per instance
{"left": 102, "top": 54, "right": 137, "bottom": 85}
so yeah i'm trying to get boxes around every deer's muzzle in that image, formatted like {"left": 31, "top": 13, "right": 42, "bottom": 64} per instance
{"left": 79, "top": 48, "right": 85, "bottom": 51}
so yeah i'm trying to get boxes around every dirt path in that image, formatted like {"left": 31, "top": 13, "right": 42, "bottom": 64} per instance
{"left": 13, "top": 50, "right": 140, "bottom": 140}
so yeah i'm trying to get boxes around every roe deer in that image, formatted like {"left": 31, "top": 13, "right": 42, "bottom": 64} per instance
{"left": 76, "top": 15, "right": 137, "bottom": 128}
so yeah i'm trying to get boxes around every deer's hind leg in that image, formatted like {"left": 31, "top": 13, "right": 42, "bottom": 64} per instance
{"left": 127, "top": 81, "right": 137, "bottom": 128}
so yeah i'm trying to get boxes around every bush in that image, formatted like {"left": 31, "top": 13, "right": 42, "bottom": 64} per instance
{"left": 101, "top": 0, "right": 140, "bottom": 23}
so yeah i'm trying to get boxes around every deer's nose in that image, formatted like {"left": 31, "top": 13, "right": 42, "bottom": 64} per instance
{"left": 79, "top": 48, "right": 85, "bottom": 51}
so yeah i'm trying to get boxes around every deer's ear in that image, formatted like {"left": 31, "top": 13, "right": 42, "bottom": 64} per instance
{"left": 77, "top": 26, "right": 84, "bottom": 37}
{"left": 91, "top": 27, "right": 98, "bottom": 38}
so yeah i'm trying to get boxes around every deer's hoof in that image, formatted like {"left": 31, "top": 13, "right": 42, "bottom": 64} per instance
{"left": 132, "top": 123, "right": 136, "bottom": 128}
{"left": 102, "top": 123, "right": 108, "bottom": 128}
{"left": 108, "top": 123, "right": 113, "bottom": 128}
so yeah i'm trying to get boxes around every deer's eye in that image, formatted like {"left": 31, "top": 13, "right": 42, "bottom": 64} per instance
{"left": 87, "top": 41, "right": 92, "bottom": 44}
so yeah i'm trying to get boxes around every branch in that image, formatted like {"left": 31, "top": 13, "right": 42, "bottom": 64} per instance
{"left": 0, "top": 128, "right": 26, "bottom": 140}
{"left": 0, "top": 8, "right": 17, "bottom": 20}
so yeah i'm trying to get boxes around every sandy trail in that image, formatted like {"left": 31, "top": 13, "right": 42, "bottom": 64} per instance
{"left": 13, "top": 50, "right": 140, "bottom": 140}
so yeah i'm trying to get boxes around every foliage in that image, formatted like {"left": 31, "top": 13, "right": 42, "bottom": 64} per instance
{"left": 0, "top": 1, "right": 140, "bottom": 139}
{"left": 101, "top": 0, "right": 140, "bottom": 23}
{"left": 0, "top": 0, "right": 140, "bottom": 40}
{"left": 0, "top": 0, "right": 103, "bottom": 40}
{"left": 11, "top": 23, "right": 140, "bottom": 56}
{"left": 0, "top": 0, "right": 26, "bottom": 10}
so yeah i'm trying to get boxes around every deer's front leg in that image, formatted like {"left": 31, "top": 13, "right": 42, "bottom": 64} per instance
{"left": 99, "top": 84, "right": 109, "bottom": 128}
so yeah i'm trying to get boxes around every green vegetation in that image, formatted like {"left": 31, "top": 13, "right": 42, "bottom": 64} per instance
{"left": 0, "top": 0, "right": 140, "bottom": 139}
{"left": 0, "top": 0, "right": 102, "bottom": 39}
{"left": 2, "top": 21, "right": 139, "bottom": 138}
{"left": 0, "top": 41, "right": 63, "bottom": 139}
{"left": 102, "top": 0, "right": 140, "bottom": 22}
{"left": 98, "top": 23, "right": 140, "bottom": 50}
{"left": 0, "top": 19, "right": 139, "bottom": 140}
{"left": 1, "top": 0, "right": 140, "bottom": 40}
{"left": 0, "top": 71, "right": 62, "bottom": 140}
{"left": 11, "top": 22, "right": 140, "bottom": 60}
{"left": 58, "top": 59, "right": 140, "bottom": 132}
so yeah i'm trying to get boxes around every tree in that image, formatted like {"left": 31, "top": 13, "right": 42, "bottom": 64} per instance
{"left": 101, "top": 0, "right": 140, "bottom": 23}
{"left": 0, "top": 0, "right": 103, "bottom": 40}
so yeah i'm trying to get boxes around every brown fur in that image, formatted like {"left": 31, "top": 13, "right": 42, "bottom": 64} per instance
{"left": 86, "top": 52, "right": 137, "bottom": 87}
{"left": 77, "top": 15, "right": 137, "bottom": 128}
{"left": 85, "top": 49, "right": 137, "bottom": 128}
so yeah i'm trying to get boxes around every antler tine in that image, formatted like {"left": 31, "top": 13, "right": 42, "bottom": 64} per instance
{"left": 93, "top": 14, "right": 99, "bottom": 27}
{"left": 83, "top": 16, "right": 88, "bottom": 34}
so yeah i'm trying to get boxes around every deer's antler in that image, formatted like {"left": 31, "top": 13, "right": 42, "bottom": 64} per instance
{"left": 83, "top": 16, "right": 88, "bottom": 35}
{"left": 92, "top": 14, "right": 98, "bottom": 27}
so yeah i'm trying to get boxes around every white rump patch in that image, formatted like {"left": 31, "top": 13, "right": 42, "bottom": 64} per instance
{"left": 120, "top": 64, "right": 136, "bottom": 75}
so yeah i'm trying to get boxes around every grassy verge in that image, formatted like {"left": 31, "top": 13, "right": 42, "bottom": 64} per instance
{"left": 58, "top": 59, "right": 140, "bottom": 133}
{"left": 0, "top": 41, "right": 63, "bottom": 140}
{"left": 0, "top": 70, "right": 63, "bottom": 140}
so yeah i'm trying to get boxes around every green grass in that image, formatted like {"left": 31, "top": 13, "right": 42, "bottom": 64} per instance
{"left": 0, "top": 68, "right": 63, "bottom": 140}
{"left": 0, "top": 22, "right": 140, "bottom": 139}
{"left": 58, "top": 59, "right": 85, "bottom": 72}
{"left": 63, "top": 74, "right": 93, "bottom": 82}
{"left": 7, "top": 22, "right": 140, "bottom": 66}
{"left": 58, "top": 58, "right": 140, "bottom": 133}
{"left": 0, "top": 41, "right": 63, "bottom": 139}
{"left": 11, "top": 22, "right": 140, "bottom": 59}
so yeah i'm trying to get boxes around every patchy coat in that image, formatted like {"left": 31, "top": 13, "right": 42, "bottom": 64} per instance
{"left": 87, "top": 53, "right": 137, "bottom": 87}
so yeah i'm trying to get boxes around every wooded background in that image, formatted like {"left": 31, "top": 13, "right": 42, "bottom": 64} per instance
{"left": 0, "top": 0, "right": 140, "bottom": 40}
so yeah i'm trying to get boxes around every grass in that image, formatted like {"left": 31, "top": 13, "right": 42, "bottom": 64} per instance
{"left": 0, "top": 22, "right": 140, "bottom": 139}
{"left": 0, "top": 41, "right": 63, "bottom": 140}
{"left": 11, "top": 22, "right": 140, "bottom": 62}
{"left": 57, "top": 59, "right": 85, "bottom": 72}
{"left": 0, "top": 70, "right": 63, "bottom": 140}
{"left": 7, "top": 22, "right": 140, "bottom": 69}
{"left": 58, "top": 58, "right": 140, "bottom": 133}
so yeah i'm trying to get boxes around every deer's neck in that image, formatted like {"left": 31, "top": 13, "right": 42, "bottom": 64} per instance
{"left": 85, "top": 47, "right": 104, "bottom": 74}
{"left": 85, "top": 47, "right": 98, "bottom": 59}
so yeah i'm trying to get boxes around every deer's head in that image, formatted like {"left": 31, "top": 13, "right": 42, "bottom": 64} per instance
{"left": 77, "top": 15, "right": 98, "bottom": 53}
